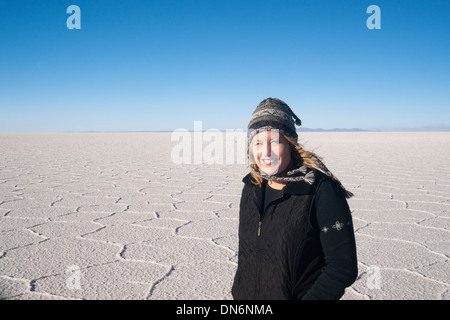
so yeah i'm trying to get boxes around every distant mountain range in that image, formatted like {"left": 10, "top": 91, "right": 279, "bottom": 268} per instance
{"left": 300, "top": 128, "right": 368, "bottom": 132}
{"left": 384, "top": 123, "right": 450, "bottom": 132}
{"left": 301, "top": 123, "right": 450, "bottom": 132}
{"left": 77, "top": 124, "right": 450, "bottom": 133}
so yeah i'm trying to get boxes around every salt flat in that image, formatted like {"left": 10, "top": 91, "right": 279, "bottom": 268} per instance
{"left": 0, "top": 132, "right": 449, "bottom": 300}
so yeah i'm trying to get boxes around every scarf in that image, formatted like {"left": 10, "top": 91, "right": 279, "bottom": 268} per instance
{"left": 250, "top": 165, "right": 315, "bottom": 184}
{"left": 250, "top": 164, "right": 354, "bottom": 199}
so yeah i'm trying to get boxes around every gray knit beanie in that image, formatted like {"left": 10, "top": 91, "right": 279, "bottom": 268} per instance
{"left": 247, "top": 97, "right": 302, "bottom": 148}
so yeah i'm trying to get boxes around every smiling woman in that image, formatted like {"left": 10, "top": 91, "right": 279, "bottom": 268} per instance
{"left": 232, "top": 98, "right": 358, "bottom": 300}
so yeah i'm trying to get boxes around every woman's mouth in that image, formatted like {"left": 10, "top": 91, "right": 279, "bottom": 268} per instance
{"left": 261, "top": 158, "right": 277, "bottom": 166}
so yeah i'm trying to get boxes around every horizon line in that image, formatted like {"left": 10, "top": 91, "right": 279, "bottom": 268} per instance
{"left": 2, "top": 128, "right": 450, "bottom": 134}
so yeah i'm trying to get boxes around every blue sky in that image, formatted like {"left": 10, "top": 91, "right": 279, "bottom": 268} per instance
{"left": 1, "top": 0, "right": 449, "bottom": 132}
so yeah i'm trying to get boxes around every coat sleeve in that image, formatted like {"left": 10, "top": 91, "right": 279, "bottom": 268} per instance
{"left": 301, "top": 180, "right": 358, "bottom": 300}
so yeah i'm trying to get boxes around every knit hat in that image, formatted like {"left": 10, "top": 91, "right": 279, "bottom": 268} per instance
{"left": 247, "top": 97, "right": 302, "bottom": 148}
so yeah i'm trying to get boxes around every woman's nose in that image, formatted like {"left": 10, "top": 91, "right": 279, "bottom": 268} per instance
{"left": 262, "top": 142, "right": 271, "bottom": 157}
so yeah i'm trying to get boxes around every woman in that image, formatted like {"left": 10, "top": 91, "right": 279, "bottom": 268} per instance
{"left": 231, "top": 98, "right": 358, "bottom": 300}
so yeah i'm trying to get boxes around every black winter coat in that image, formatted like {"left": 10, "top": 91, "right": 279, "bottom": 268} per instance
{"left": 231, "top": 168, "right": 358, "bottom": 300}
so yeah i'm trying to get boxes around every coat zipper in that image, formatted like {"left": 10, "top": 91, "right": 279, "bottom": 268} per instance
{"left": 255, "top": 220, "right": 262, "bottom": 298}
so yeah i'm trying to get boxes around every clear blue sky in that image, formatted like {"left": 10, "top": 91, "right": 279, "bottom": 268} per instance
{"left": 1, "top": 0, "right": 449, "bottom": 132}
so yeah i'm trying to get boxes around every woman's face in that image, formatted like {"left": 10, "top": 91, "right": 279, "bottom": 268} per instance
{"left": 251, "top": 130, "right": 292, "bottom": 176}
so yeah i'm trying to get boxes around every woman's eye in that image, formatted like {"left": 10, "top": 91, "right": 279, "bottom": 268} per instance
{"left": 271, "top": 140, "right": 279, "bottom": 144}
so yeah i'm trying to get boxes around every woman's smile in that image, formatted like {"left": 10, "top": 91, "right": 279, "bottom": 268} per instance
{"left": 260, "top": 158, "right": 276, "bottom": 165}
